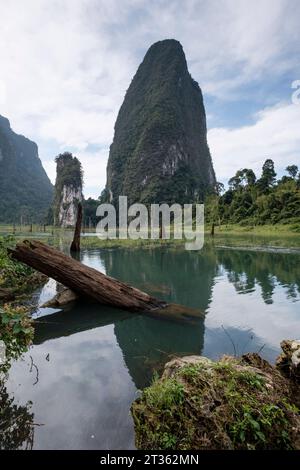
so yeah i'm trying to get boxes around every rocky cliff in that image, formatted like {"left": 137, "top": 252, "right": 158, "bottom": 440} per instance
{"left": 0, "top": 114, "right": 53, "bottom": 223}
{"left": 105, "top": 39, "right": 216, "bottom": 206}
{"left": 53, "top": 152, "right": 83, "bottom": 227}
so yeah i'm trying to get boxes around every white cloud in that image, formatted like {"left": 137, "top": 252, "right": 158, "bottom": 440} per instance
{"left": 39, "top": 110, "right": 115, "bottom": 150}
{"left": 0, "top": 0, "right": 299, "bottom": 196}
{"left": 206, "top": 275, "right": 300, "bottom": 353}
{"left": 0, "top": 80, "right": 6, "bottom": 106}
{"left": 208, "top": 102, "right": 300, "bottom": 183}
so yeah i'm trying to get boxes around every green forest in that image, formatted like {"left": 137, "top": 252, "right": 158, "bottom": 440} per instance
{"left": 205, "top": 160, "right": 300, "bottom": 228}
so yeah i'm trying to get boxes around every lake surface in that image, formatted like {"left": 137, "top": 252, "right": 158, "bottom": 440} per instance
{"left": 4, "top": 245, "right": 300, "bottom": 449}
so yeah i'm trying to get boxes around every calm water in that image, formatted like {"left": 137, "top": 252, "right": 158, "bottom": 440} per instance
{"left": 4, "top": 245, "right": 300, "bottom": 449}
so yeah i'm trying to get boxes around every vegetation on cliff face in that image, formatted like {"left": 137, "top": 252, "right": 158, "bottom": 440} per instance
{"left": 132, "top": 354, "right": 300, "bottom": 450}
{"left": 0, "top": 115, "right": 53, "bottom": 224}
{"left": 105, "top": 39, "right": 216, "bottom": 206}
{"left": 206, "top": 160, "right": 300, "bottom": 228}
{"left": 53, "top": 152, "right": 83, "bottom": 227}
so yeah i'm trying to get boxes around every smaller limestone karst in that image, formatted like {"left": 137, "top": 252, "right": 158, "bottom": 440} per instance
{"left": 53, "top": 152, "right": 83, "bottom": 227}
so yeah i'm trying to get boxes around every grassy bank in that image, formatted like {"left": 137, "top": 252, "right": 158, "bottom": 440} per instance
{"left": 204, "top": 224, "right": 300, "bottom": 249}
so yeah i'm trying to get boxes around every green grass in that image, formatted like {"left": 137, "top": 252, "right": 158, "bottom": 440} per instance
{"left": 211, "top": 223, "right": 300, "bottom": 235}
{"left": 205, "top": 223, "right": 300, "bottom": 249}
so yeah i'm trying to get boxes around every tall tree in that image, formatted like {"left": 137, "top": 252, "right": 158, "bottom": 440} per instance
{"left": 285, "top": 165, "right": 298, "bottom": 179}
{"left": 215, "top": 182, "right": 225, "bottom": 195}
{"left": 228, "top": 170, "right": 243, "bottom": 190}
{"left": 245, "top": 169, "right": 256, "bottom": 186}
{"left": 257, "top": 159, "right": 276, "bottom": 192}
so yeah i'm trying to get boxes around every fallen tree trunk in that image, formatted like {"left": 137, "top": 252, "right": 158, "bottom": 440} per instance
{"left": 10, "top": 240, "right": 166, "bottom": 312}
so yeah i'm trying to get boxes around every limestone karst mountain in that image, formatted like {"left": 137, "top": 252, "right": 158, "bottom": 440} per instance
{"left": 105, "top": 39, "right": 216, "bottom": 206}
{"left": 0, "top": 114, "right": 53, "bottom": 223}
{"left": 53, "top": 152, "right": 83, "bottom": 227}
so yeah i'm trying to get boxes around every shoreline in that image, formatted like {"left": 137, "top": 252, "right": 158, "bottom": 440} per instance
{"left": 1, "top": 221, "right": 300, "bottom": 250}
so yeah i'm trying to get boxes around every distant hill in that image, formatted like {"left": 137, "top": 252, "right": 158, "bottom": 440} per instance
{"left": 0, "top": 115, "right": 53, "bottom": 223}
{"left": 105, "top": 39, "right": 216, "bottom": 206}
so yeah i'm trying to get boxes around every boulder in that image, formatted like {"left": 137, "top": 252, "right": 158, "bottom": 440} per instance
{"left": 41, "top": 287, "right": 78, "bottom": 308}
{"left": 276, "top": 339, "right": 300, "bottom": 382}
{"left": 132, "top": 348, "right": 300, "bottom": 450}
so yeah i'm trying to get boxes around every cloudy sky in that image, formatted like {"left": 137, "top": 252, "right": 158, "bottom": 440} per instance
{"left": 0, "top": 0, "right": 299, "bottom": 198}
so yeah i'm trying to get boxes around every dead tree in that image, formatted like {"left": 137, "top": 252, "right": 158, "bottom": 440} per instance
{"left": 70, "top": 202, "right": 82, "bottom": 253}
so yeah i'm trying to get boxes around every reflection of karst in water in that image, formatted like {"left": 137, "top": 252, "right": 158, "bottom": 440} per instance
{"left": 0, "top": 382, "right": 35, "bottom": 449}
{"left": 100, "top": 248, "right": 217, "bottom": 389}
{"left": 99, "top": 248, "right": 217, "bottom": 309}
{"left": 114, "top": 315, "right": 205, "bottom": 389}
{"left": 32, "top": 247, "right": 300, "bottom": 390}
{"left": 217, "top": 249, "right": 300, "bottom": 304}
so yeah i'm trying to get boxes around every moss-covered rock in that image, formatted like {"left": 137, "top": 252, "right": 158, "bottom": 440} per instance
{"left": 276, "top": 339, "right": 300, "bottom": 384}
{"left": 131, "top": 352, "right": 300, "bottom": 450}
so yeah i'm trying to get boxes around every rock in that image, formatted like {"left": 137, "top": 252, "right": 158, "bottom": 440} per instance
{"left": 241, "top": 352, "right": 273, "bottom": 371}
{"left": 132, "top": 351, "right": 300, "bottom": 450}
{"left": 105, "top": 39, "right": 216, "bottom": 206}
{"left": 41, "top": 287, "right": 78, "bottom": 308}
{"left": 53, "top": 152, "right": 83, "bottom": 227}
{"left": 163, "top": 355, "right": 213, "bottom": 379}
{"left": 276, "top": 339, "right": 300, "bottom": 382}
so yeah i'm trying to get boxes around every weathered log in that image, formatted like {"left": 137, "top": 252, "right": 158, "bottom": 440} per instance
{"left": 10, "top": 240, "right": 166, "bottom": 312}
{"left": 70, "top": 202, "right": 82, "bottom": 253}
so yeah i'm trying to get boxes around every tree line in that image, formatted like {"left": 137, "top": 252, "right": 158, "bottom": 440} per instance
{"left": 206, "top": 160, "right": 300, "bottom": 227}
